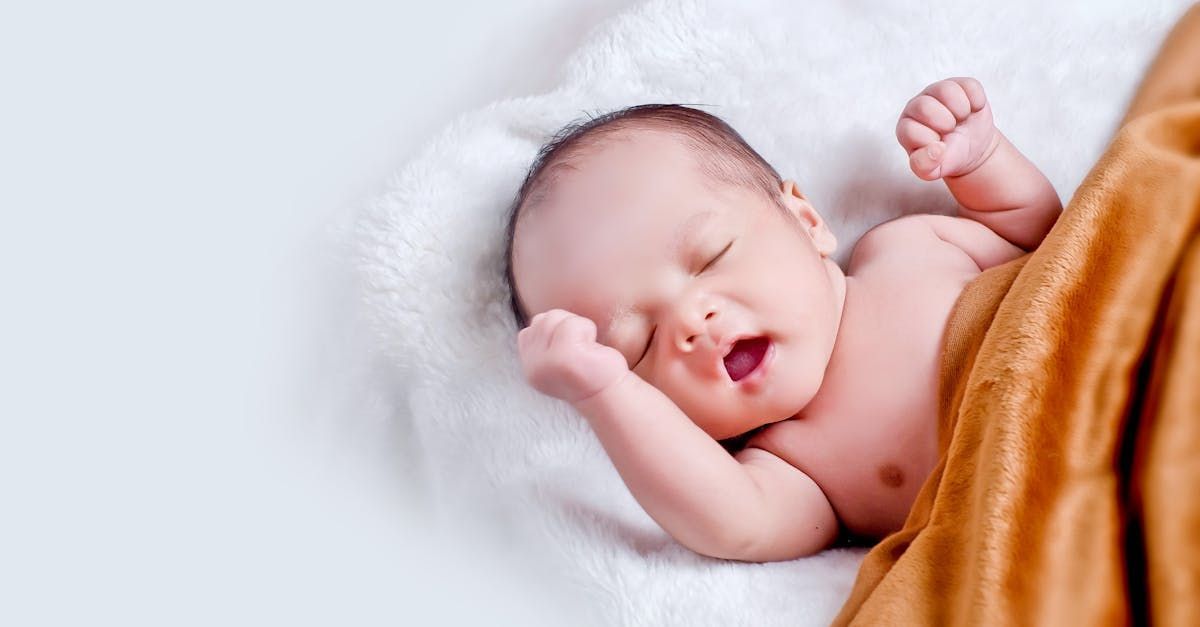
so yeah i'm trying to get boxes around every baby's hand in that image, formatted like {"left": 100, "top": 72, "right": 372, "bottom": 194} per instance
{"left": 517, "top": 309, "right": 630, "bottom": 405}
{"left": 896, "top": 77, "right": 999, "bottom": 181}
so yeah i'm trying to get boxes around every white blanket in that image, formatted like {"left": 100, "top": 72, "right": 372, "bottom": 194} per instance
{"left": 354, "top": 0, "right": 1191, "bottom": 623}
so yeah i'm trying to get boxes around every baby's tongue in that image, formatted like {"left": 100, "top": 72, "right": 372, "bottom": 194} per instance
{"left": 723, "top": 337, "right": 769, "bottom": 381}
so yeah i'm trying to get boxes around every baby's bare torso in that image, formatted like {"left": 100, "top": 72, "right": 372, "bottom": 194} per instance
{"left": 745, "top": 218, "right": 981, "bottom": 538}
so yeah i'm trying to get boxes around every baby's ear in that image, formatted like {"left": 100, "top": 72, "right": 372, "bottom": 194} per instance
{"left": 780, "top": 180, "right": 837, "bottom": 257}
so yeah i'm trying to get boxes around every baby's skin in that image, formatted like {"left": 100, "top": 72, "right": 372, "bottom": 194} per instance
{"left": 512, "top": 78, "right": 1062, "bottom": 561}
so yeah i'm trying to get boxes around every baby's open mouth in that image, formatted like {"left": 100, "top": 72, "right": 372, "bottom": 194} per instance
{"left": 723, "top": 336, "right": 770, "bottom": 382}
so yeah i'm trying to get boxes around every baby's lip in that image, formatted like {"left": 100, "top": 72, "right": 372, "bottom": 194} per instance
{"left": 719, "top": 333, "right": 759, "bottom": 359}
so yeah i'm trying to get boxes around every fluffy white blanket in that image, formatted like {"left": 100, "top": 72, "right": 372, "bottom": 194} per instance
{"left": 354, "top": 0, "right": 1190, "bottom": 623}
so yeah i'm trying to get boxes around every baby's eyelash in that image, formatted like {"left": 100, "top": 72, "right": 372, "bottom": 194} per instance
{"left": 634, "top": 326, "right": 656, "bottom": 368}
{"left": 699, "top": 241, "right": 733, "bottom": 273}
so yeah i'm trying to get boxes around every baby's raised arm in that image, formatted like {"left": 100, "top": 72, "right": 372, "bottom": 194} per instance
{"left": 518, "top": 309, "right": 837, "bottom": 561}
{"left": 897, "top": 77, "right": 1063, "bottom": 251}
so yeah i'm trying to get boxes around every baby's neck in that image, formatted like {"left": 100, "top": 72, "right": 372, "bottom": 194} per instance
{"left": 791, "top": 260, "right": 856, "bottom": 421}
{"left": 825, "top": 257, "right": 849, "bottom": 341}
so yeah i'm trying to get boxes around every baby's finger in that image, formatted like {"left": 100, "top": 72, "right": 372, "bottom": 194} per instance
{"left": 533, "top": 309, "right": 573, "bottom": 348}
{"left": 923, "top": 80, "right": 972, "bottom": 122}
{"left": 522, "top": 314, "right": 544, "bottom": 352}
{"left": 896, "top": 116, "right": 940, "bottom": 153}
{"left": 901, "top": 94, "right": 957, "bottom": 134}
{"left": 536, "top": 309, "right": 574, "bottom": 328}
{"left": 528, "top": 309, "right": 555, "bottom": 329}
{"left": 550, "top": 314, "right": 596, "bottom": 348}
{"left": 909, "top": 141, "right": 945, "bottom": 181}
{"left": 948, "top": 76, "right": 987, "bottom": 111}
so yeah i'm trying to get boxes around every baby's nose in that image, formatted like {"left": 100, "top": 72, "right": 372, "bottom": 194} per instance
{"left": 675, "top": 309, "right": 718, "bottom": 353}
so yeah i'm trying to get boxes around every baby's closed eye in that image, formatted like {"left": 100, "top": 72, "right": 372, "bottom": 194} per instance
{"left": 634, "top": 326, "right": 656, "bottom": 368}
{"left": 696, "top": 240, "right": 733, "bottom": 274}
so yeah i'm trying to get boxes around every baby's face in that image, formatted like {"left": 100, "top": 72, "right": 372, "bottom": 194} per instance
{"left": 513, "top": 130, "right": 844, "bottom": 440}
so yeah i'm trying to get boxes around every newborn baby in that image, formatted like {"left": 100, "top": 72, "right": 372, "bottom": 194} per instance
{"left": 504, "top": 78, "right": 1062, "bottom": 562}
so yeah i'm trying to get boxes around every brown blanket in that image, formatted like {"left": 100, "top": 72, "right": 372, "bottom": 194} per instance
{"left": 833, "top": 6, "right": 1200, "bottom": 625}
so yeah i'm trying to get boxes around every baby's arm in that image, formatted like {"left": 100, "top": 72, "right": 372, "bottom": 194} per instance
{"left": 897, "top": 78, "right": 1063, "bottom": 251}
{"left": 576, "top": 370, "right": 838, "bottom": 561}
{"left": 518, "top": 309, "right": 837, "bottom": 561}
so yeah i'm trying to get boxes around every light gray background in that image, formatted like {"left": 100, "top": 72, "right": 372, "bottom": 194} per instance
{"left": 1, "top": 1, "right": 635, "bottom": 624}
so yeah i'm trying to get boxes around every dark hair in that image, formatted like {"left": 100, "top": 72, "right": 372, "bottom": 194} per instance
{"left": 502, "top": 104, "right": 785, "bottom": 329}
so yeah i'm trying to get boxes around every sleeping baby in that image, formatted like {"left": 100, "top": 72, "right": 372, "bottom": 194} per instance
{"left": 503, "top": 77, "right": 1062, "bottom": 562}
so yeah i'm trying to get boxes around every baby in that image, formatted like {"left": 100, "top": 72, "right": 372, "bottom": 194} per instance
{"left": 503, "top": 78, "right": 1062, "bottom": 562}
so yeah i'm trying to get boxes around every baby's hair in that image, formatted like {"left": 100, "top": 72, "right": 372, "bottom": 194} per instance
{"left": 502, "top": 104, "right": 785, "bottom": 329}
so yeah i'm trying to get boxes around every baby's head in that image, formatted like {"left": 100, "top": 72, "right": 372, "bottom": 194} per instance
{"left": 504, "top": 105, "right": 846, "bottom": 440}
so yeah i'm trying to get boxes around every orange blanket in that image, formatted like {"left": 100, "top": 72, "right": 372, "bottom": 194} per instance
{"left": 834, "top": 6, "right": 1200, "bottom": 625}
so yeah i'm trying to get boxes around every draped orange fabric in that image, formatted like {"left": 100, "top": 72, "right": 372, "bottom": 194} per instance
{"left": 833, "top": 5, "right": 1200, "bottom": 625}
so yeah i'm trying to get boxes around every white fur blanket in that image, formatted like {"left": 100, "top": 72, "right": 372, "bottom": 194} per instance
{"left": 353, "top": 0, "right": 1191, "bottom": 623}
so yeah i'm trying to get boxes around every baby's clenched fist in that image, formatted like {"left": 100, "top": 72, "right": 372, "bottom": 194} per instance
{"left": 517, "top": 309, "right": 630, "bottom": 404}
{"left": 896, "top": 77, "right": 999, "bottom": 181}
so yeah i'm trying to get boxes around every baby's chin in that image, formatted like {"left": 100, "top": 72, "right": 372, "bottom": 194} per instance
{"left": 708, "top": 404, "right": 802, "bottom": 441}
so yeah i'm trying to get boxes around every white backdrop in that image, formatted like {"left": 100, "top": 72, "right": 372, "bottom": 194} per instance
{"left": 1, "top": 1, "right": 633, "bottom": 625}
{"left": 3, "top": 0, "right": 1191, "bottom": 625}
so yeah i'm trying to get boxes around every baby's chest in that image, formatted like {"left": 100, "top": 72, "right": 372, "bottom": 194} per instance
{"left": 750, "top": 255, "right": 979, "bottom": 532}
{"left": 847, "top": 244, "right": 981, "bottom": 424}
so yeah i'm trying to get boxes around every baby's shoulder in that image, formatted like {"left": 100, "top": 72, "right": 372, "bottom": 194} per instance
{"left": 847, "top": 214, "right": 978, "bottom": 276}
{"left": 848, "top": 214, "right": 936, "bottom": 268}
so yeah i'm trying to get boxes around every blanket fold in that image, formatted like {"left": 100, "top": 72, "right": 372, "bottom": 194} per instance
{"left": 834, "top": 5, "right": 1200, "bottom": 625}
